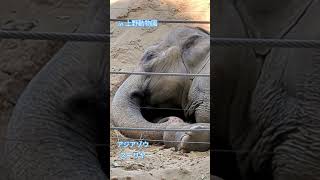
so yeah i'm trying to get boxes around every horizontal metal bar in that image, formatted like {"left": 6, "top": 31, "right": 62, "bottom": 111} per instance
{"left": 211, "top": 38, "right": 320, "bottom": 48}
{"left": 2, "top": 30, "right": 320, "bottom": 49}
{"left": 110, "top": 71, "right": 210, "bottom": 77}
{"left": 1, "top": 139, "right": 276, "bottom": 153}
{"left": 110, "top": 137, "right": 210, "bottom": 144}
{"left": 111, "top": 127, "right": 210, "bottom": 132}
{"left": 0, "top": 30, "right": 111, "bottom": 42}
{"left": 110, "top": 7, "right": 208, "bottom": 13}
{"left": 110, "top": 19, "right": 210, "bottom": 24}
{"left": 138, "top": 106, "right": 210, "bottom": 111}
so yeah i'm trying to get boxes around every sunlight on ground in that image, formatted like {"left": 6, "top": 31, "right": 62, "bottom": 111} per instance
{"left": 162, "top": 0, "right": 210, "bottom": 21}
{"left": 110, "top": 0, "right": 210, "bottom": 30}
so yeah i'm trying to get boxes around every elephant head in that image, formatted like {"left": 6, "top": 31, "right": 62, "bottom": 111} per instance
{"left": 111, "top": 26, "right": 210, "bottom": 152}
{"left": 3, "top": 0, "right": 108, "bottom": 179}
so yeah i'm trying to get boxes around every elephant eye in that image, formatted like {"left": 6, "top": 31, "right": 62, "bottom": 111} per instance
{"left": 182, "top": 35, "right": 201, "bottom": 51}
{"left": 143, "top": 51, "right": 156, "bottom": 62}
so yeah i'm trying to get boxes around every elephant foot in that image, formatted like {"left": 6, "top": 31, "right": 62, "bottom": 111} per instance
{"left": 163, "top": 119, "right": 210, "bottom": 152}
{"left": 177, "top": 124, "right": 210, "bottom": 153}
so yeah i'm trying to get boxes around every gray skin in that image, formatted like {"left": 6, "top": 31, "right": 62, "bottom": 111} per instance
{"left": 3, "top": 0, "right": 108, "bottom": 179}
{"left": 213, "top": 0, "right": 320, "bottom": 180}
{"left": 111, "top": 26, "right": 210, "bottom": 152}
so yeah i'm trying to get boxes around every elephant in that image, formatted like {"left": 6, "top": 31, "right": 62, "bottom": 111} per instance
{"left": 213, "top": 0, "right": 320, "bottom": 180}
{"left": 2, "top": 0, "right": 109, "bottom": 179}
{"left": 111, "top": 26, "right": 210, "bottom": 152}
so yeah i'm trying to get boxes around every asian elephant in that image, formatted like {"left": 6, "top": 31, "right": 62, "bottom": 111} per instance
{"left": 3, "top": 0, "right": 108, "bottom": 179}
{"left": 213, "top": 0, "right": 320, "bottom": 180}
{"left": 111, "top": 26, "right": 210, "bottom": 152}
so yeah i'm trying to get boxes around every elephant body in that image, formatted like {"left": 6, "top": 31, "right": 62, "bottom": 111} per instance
{"left": 111, "top": 26, "right": 210, "bottom": 152}
{"left": 3, "top": 0, "right": 108, "bottom": 179}
{"left": 213, "top": 0, "right": 320, "bottom": 179}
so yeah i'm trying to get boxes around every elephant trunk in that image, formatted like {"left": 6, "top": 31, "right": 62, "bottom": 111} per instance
{"left": 112, "top": 74, "right": 176, "bottom": 140}
{"left": 195, "top": 99, "right": 210, "bottom": 123}
{"left": 186, "top": 58, "right": 210, "bottom": 123}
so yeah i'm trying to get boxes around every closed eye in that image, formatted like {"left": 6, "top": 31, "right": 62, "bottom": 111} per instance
{"left": 143, "top": 51, "right": 157, "bottom": 62}
{"left": 146, "top": 53, "right": 154, "bottom": 61}
{"left": 182, "top": 35, "right": 201, "bottom": 51}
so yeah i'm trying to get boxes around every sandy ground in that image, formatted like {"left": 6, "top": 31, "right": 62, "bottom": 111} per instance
{"left": 110, "top": 0, "right": 210, "bottom": 179}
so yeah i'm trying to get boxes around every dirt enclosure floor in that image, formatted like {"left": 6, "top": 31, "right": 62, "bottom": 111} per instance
{"left": 110, "top": 0, "right": 210, "bottom": 179}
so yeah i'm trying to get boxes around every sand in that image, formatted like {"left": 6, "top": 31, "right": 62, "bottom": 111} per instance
{"left": 110, "top": 0, "right": 210, "bottom": 179}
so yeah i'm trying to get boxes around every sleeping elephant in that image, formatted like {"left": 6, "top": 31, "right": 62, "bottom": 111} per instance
{"left": 3, "top": 0, "right": 108, "bottom": 179}
{"left": 213, "top": 0, "right": 320, "bottom": 179}
{"left": 111, "top": 26, "right": 210, "bottom": 152}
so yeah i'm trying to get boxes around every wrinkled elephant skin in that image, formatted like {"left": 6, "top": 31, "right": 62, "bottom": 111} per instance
{"left": 3, "top": 0, "right": 108, "bottom": 179}
{"left": 213, "top": 0, "right": 320, "bottom": 180}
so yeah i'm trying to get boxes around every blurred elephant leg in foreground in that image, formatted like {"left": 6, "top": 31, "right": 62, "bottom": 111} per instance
{"left": 4, "top": 0, "right": 109, "bottom": 179}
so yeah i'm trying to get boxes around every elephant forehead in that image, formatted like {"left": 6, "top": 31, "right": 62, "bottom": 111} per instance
{"left": 173, "top": 26, "right": 209, "bottom": 36}
{"left": 165, "top": 27, "right": 209, "bottom": 45}
{"left": 144, "top": 27, "right": 209, "bottom": 53}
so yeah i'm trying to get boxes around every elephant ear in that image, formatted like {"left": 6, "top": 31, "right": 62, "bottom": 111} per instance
{"left": 181, "top": 29, "right": 210, "bottom": 74}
